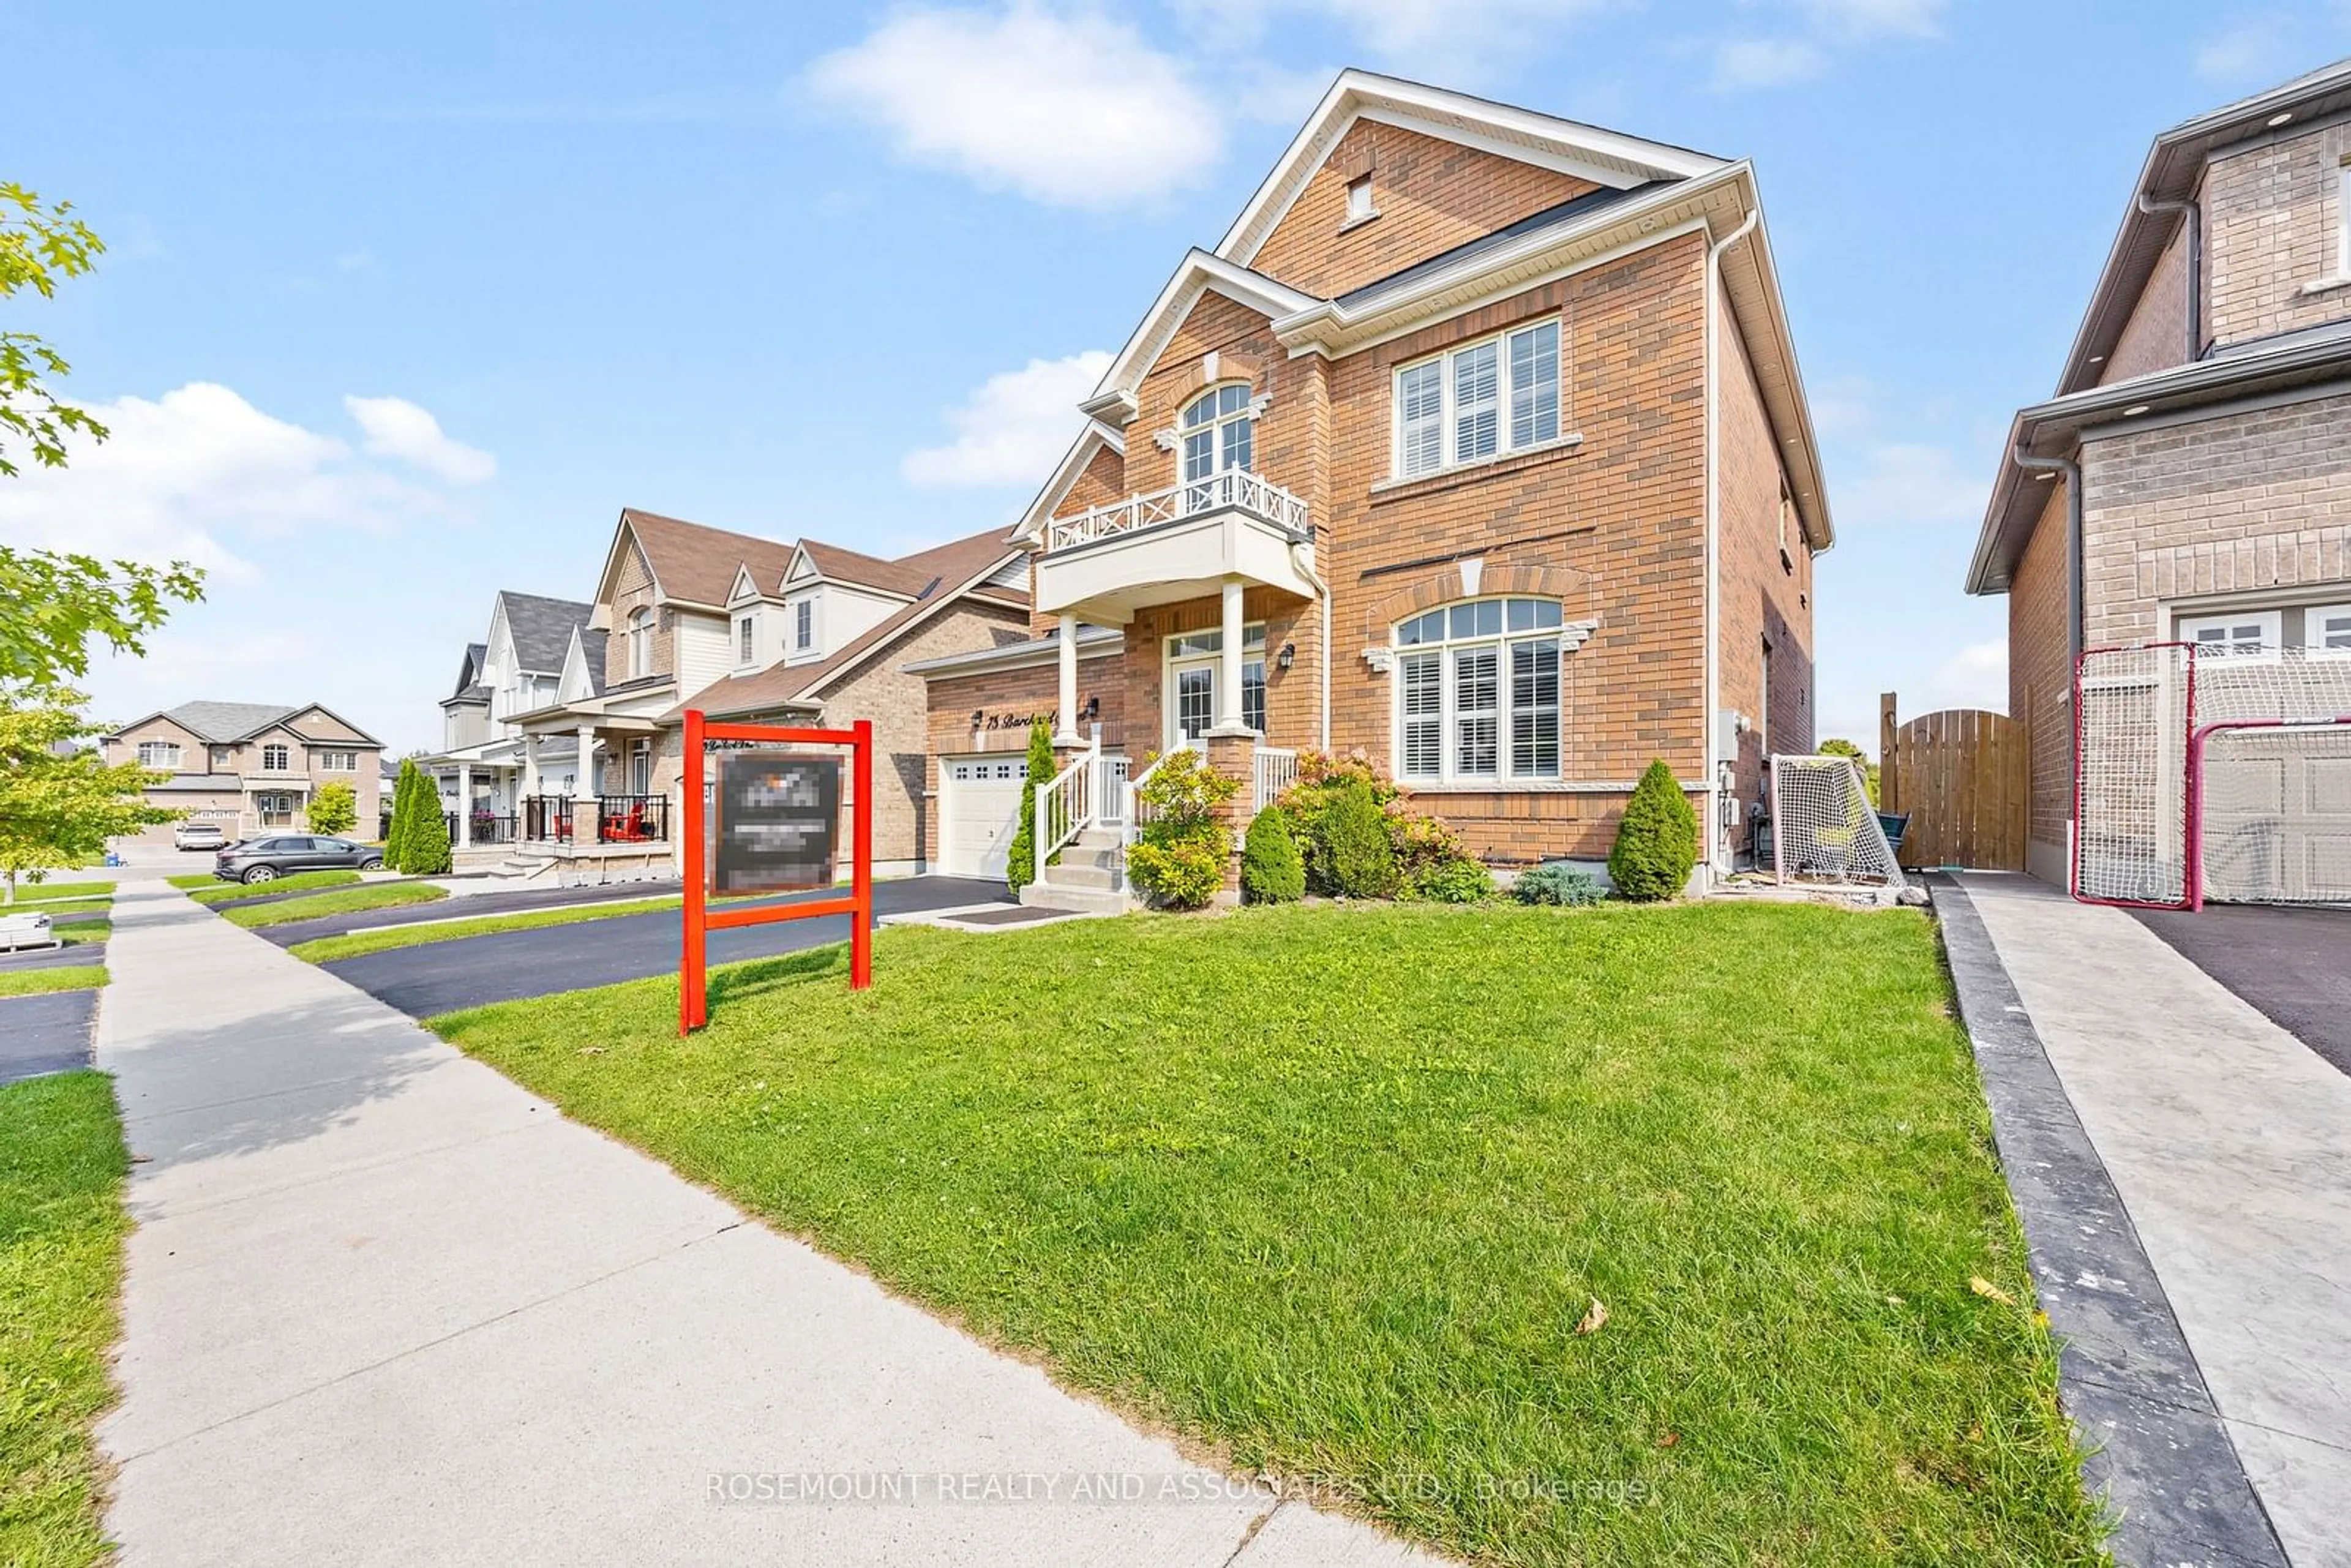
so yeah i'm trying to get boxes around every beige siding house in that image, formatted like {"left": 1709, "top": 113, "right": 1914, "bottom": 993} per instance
{"left": 101, "top": 701, "right": 386, "bottom": 845}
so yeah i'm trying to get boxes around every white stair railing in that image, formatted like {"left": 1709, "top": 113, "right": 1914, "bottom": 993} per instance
{"left": 1123, "top": 740, "right": 1196, "bottom": 844}
{"left": 1252, "top": 747, "right": 1299, "bottom": 814}
{"left": 1034, "top": 738, "right": 1100, "bottom": 887}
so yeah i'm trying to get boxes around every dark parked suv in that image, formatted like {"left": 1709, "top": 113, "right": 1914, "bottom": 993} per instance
{"left": 215, "top": 835, "right": 386, "bottom": 884}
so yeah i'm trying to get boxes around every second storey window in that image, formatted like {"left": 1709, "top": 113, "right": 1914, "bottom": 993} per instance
{"left": 1395, "top": 320, "right": 1561, "bottom": 479}
{"left": 626, "top": 607, "right": 653, "bottom": 677}
{"left": 1393, "top": 598, "right": 1565, "bottom": 783}
{"left": 1182, "top": 384, "right": 1254, "bottom": 508}
{"left": 318, "top": 750, "right": 357, "bottom": 772}
{"left": 261, "top": 743, "right": 291, "bottom": 771}
{"left": 737, "top": 616, "right": 755, "bottom": 666}
{"left": 795, "top": 599, "right": 814, "bottom": 652}
{"left": 137, "top": 741, "right": 181, "bottom": 769}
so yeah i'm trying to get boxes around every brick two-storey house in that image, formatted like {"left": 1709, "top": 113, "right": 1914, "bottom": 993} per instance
{"left": 1968, "top": 59, "right": 2351, "bottom": 887}
{"left": 102, "top": 700, "right": 386, "bottom": 844}
{"left": 917, "top": 72, "right": 1832, "bottom": 896}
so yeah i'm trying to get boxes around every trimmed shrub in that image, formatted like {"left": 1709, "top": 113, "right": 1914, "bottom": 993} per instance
{"left": 1003, "top": 722, "right": 1055, "bottom": 896}
{"left": 1127, "top": 748, "right": 1238, "bottom": 911}
{"left": 1240, "top": 808, "right": 1305, "bottom": 904}
{"left": 306, "top": 780, "right": 358, "bottom": 837}
{"left": 403, "top": 792, "right": 452, "bottom": 876}
{"left": 1513, "top": 863, "right": 1607, "bottom": 907}
{"left": 1609, "top": 759, "right": 1698, "bottom": 902}
{"left": 383, "top": 760, "right": 422, "bottom": 870}
{"left": 1409, "top": 856, "right": 1494, "bottom": 903}
{"left": 1313, "top": 781, "right": 1400, "bottom": 899}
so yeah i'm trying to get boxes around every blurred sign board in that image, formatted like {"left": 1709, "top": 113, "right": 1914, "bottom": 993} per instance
{"left": 711, "top": 751, "right": 839, "bottom": 895}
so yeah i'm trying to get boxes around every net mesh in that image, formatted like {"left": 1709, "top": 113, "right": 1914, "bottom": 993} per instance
{"left": 1770, "top": 754, "right": 1906, "bottom": 889}
{"left": 2074, "top": 643, "right": 2191, "bottom": 906}
{"left": 2194, "top": 647, "right": 2351, "bottom": 906}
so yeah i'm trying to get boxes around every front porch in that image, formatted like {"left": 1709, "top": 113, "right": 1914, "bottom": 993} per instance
{"left": 467, "top": 710, "right": 683, "bottom": 882}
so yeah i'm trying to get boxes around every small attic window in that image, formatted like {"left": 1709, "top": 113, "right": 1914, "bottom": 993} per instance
{"left": 1344, "top": 174, "right": 1377, "bottom": 227}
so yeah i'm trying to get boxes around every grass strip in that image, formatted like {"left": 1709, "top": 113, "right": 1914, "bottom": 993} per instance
{"left": 185, "top": 870, "right": 365, "bottom": 904}
{"left": 289, "top": 895, "right": 682, "bottom": 964}
{"left": 6, "top": 884, "right": 115, "bottom": 906}
{"left": 222, "top": 883, "right": 447, "bottom": 929}
{"left": 0, "top": 1071, "right": 129, "bottom": 1567}
{"left": 0, "top": 967, "right": 107, "bottom": 999}
{"left": 432, "top": 902, "right": 2106, "bottom": 1564}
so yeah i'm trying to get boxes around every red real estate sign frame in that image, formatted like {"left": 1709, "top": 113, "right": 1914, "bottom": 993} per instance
{"left": 679, "top": 710, "right": 872, "bottom": 1035}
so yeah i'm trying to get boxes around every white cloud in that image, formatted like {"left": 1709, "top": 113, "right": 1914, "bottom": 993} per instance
{"left": 1834, "top": 440, "right": 1989, "bottom": 531}
{"left": 1706, "top": 0, "right": 1943, "bottom": 92}
{"left": 2194, "top": 14, "right": 2296, "bottom": 81}
{"left": 1801, "top": 0, "right": 1942, "bottom": 40}
{"left": 1248, "top": 0, "right": 1610, "bottom": 77}
{"left": 1925, "top": 637, "right": 2009, "bottom": 710}
{"left": 0, "top": 382, "right": 492, "bottom": 583}
{"left": 343, "top": 394, "right": 497, "bottom": 484}
{"left": 803, "top": 5, "right": 1221, "bottom": 208}
{"left": 902, "top": 351, "right": 1112, "bottom": 487}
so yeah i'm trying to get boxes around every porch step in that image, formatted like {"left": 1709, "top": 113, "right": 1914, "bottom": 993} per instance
{"left": 1067, "top": 827, "right": 1124, "bottom": 853}
{"left": 1041, "top": 860, "right": 1120, "bottom": 893}
{"left": 1018, "top": 880, "right": 1131, "bottom": 917}
{"left": 498, "top": 850, "right": 562, "bottom": 881}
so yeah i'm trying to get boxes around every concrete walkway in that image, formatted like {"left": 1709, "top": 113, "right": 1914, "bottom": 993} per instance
{"left": 94, "top": 876, "right": 1438, "bottom": 1566}
{"left": 1960, "top": 874, "right": 2351, "bottom": 1567}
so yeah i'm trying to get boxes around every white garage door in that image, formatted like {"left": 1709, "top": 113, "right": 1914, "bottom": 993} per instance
{"left": 940, "top": 753, "right": 1026, "bottom": 880}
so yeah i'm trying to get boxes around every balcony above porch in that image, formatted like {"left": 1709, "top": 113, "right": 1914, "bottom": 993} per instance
{"left": 1035, "top": 471, "right": 1318, "bottom": 623}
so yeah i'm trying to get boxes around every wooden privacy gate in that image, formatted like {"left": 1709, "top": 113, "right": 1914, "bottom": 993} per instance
{"left": 1878, "top": 695, "right": 2030, "bottom": 870}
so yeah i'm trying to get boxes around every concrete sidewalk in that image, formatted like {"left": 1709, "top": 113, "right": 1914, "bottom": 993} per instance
{"left": 1960, "top": 874, "right": 2351, "bottom": 1567}
{"left": 94, "top": 877, "right": 1438, "bottom": 1566}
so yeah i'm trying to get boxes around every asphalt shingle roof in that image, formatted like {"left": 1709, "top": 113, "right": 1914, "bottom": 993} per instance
{"left": 163, "top": 701, "right": 301, "bottom": 741}
{"left": 497, "top": 591, "right": 595, "bottom": 672}
{"left": 623, "top": 508, "right": 797, "bottom": 608}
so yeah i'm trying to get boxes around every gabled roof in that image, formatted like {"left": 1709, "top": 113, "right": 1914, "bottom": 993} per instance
{"left": 1215, "top": 69, "right": 1722, "bottom": 271}
{"left": 109, "top": 700, "right": 384, "bottom": 747}
{"left": 1011, "top": 421, "right": 1126, "bottom": 545}
{"left": 445, "top": 644, "right": 490, "bottom": 705}
{"left": 793, "top": 541, "right": 932, "bottom": 599}
{"left": 495, "top": 591, "right": 594, "bottom": 673}
{"left": 1079, "top": 252, "right": 1321, "bottom": 422}
{"left": 673, "top": 526, "right": 1025, "bottom": 720}
{"left": 595, "top": 507, "right": 797, "bottom": 613}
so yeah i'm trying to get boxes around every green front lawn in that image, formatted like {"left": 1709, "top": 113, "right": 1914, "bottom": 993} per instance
{"left": 0, "top": 1071, "right": 129, "bottom": 1566}
{"left": 0, "top": 967, "right": 107, "bottom": 999}
{"left": 288, "top": 895, "right": 681, "bottom": 964}
{"left": 433, "top": 903, "right": 2104, "bottom": 1564}
{"left": 184, "top": 869, "right": 364, "bottom": 904}
{"left": 219, "top": 882, "right": 446, "bottom": 929}
{"left": 7, "top": 883, "right": 114, "bottom": 906}
{"left": 54, "top": 920, "right": 108, "bottom": 949}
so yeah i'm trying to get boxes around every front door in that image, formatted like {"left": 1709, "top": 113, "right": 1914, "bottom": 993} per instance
{"left": 1163, "top": 629, "right": 1269, "bottom": 751}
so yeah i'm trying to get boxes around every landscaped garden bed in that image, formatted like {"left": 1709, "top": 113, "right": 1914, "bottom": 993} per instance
{"left": 432, "top": 901, "right": 2105, "bottom": 1564}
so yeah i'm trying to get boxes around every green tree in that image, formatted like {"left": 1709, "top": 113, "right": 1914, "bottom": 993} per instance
{"left": 1818, "top": 738, "right": 1881, "bottom": 806}
{"left": 1003, "top": 722, "right": 1055, "bottom": 896}
{"left": 1, "top": 184, "right": 204, "bottom": 690}
{"left": 1608, "top": 759, "right": 1699, "bottom": 902}
{"left": 1312, "top": 779, "right": 1399, "bottom": 899}
{"left": 305, "top": 780, "right": 358, "bottom": 837}
{"left": 386, "top": 759, "right": 451, "bottom": 876}
{"left": 0, "top": 692, "right": 176, "bottom": 902}
{"left": 1239, "top": 808, "right": 1305, "bottom": 904}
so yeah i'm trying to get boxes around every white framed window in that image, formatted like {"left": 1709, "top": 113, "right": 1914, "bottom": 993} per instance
{"left": 1162, "top": 623, "right": 1267, "bottom": 746}
{"left": 1392, "top": 598, "right": 1566, "bottom": 783}
{"left": 1393, "top": 320, "right": 1562, "bottom": 480}
{"left": 318, "top": 750, "right": 357, "bottom": 772}
{"left": 1180, "top": 384, "right": 1254, "bottom": 511}
{"left": 2178, "top": 610, "right": 2281, "bottom": 660}
{"left": 136, "top": 741, "right": 182, "bottom": 769}
{"left": 626, "top": 607, "right": 654, "bottom": 677}
{"left": 1345, "top": 174, "right": 1377, "bottom": 225}
{"left": 736, "top": 615, "right": 755, "bottom": 666}
{"left": 2339, "top": 160, "right": 2350, "bottom": 279}
{"left": 795, "top": 599, "right": 814, "bottom": 652}
{"left": 2308, "top": 602, "right": 2351, "bottom": 655}
{"left": 261, "top": 743, "right": 291, "bottom": 771}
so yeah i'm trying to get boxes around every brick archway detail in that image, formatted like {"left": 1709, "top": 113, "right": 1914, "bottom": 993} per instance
{"left": 1364, "top": 560, "right": 1596, "bottom": 642}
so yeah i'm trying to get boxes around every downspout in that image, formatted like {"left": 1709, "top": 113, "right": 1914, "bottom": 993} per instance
{"left": 1704, "top": 206, "right": 1760, "bottom": 877}
{"left": 2012, "top": 448, "right": 2083, "bottom": 672}
{"left": 1291, "top": 538, "right": 1331, "bottom": 752}
{"left": 2135, "top": 191, "right": 2200, "bottom": 364}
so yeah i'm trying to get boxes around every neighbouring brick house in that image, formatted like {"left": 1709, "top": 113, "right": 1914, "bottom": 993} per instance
{"left": 100, "top": 700, "right": 386, "bottom": 845}
{"left": 1967, "top": 59, "right": 2351, "bottom": 887}
{"left": 506, "top": 508, "right": 1032, "bottom": 880}
{"left": 915, "top": 71, "right": 1832, "bottom": 898}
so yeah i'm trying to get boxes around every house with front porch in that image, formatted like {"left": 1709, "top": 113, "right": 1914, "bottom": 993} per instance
{"left": 417, "top": 590, "right": 604, "bottom": 857}
{"left": 496, "top": 508, "right": 1034, "bottom": 882}
{"left": 101, "top": 700, "right": 386, "bottom": 845}
{"left": 916, "top": 70, "right": 1832, "bottom": 902}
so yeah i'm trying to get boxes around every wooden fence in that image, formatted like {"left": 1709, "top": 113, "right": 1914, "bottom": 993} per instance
{"left": 1879, "top": 695, "right": 2030, "bottom": 870}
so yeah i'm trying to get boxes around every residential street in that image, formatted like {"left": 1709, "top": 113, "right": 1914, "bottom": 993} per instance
{"left": 1958, "top": 874, "right": 2351, "bottom": 1567}
{"left": 313, "top": 875, "right": 1008, "bottom": 1015}
{"left": 94, "top": 875, "right": 1425, "bottom": 1566}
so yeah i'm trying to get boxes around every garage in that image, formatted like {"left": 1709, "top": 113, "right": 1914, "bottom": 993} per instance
{"left": 938, "top": 753, "right": 1025, "bottom": 880}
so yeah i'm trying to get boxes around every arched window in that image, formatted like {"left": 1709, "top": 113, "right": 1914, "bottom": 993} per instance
{"left": 1181, "top": 384, "right": 1254, "bottom": 498}
{"left": 1393, "top": 598, "right": 1564, "bottom": 783}
{"left": 626, "top": 607, "right": 654, "bottom": 678}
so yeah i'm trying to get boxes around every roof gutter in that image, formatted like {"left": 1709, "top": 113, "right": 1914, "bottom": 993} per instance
{"left": 2135, "top": 190, "right": 2201, "bottom": 364}
{"left": 2011, "top": 447, "right": 2083, "bottom": 670}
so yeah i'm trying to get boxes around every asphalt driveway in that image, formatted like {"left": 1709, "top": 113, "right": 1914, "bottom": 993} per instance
{"left": 250, "top": 878, "right": 689, "bottom": 944}
{"left": 0, "top": 988, "right": 97, "bottom": 1085}
{"left": 324, "top": 876, "right": 1009, "bottom": 1017}
{"left": 2132, "top": 904, "right": 2351, "bottom": 1078}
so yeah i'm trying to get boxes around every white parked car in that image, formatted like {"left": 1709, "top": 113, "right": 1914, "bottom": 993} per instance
{"left": 0, "top": 910, "right": 56, "bottom": 951}
{"left": 175, "top": 820, "right": 229, "bottom": 852}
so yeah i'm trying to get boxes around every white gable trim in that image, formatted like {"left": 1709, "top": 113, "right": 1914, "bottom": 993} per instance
{"left": 1013, "top": 421, "right": 1127, "bottom": 544}
{"left": 1216, "top": 70, "right": 1723, "bottom": 271}
{"left": 588, "top": 513, "right": 658, "bottom": 630}
{"left": 1081, "top": 250, "right": 1320, "bottom": 421}
{"left": 784, "top": 547, "right": 820, "bottom": 585}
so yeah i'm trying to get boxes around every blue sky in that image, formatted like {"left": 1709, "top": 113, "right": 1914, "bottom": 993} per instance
{"left": 8, "top": 1, "right": 2349, "bottom": 754}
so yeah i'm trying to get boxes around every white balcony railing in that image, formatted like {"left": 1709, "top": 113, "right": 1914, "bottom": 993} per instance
{"left": 1046, "top": 470, "right": 1311, "bottom": 553}
{"left": 1252, "top": 748, "right": 1299, "bottom": 813}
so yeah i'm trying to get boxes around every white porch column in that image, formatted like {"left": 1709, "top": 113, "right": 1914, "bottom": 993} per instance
{"left": 577, "top": 725, "right": 596, "bottom": 798}
{"left": 1210, "top": 576, "right": 1249, "bottom": 736}
{"left": 523, "top": 733, "right": 541, "bottom": 798}
{"left": 1054, "top": 615, "right": 1081, "bottom": 745}
{"left": 456, "top": 763, "right": 473, "bottom": 847}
